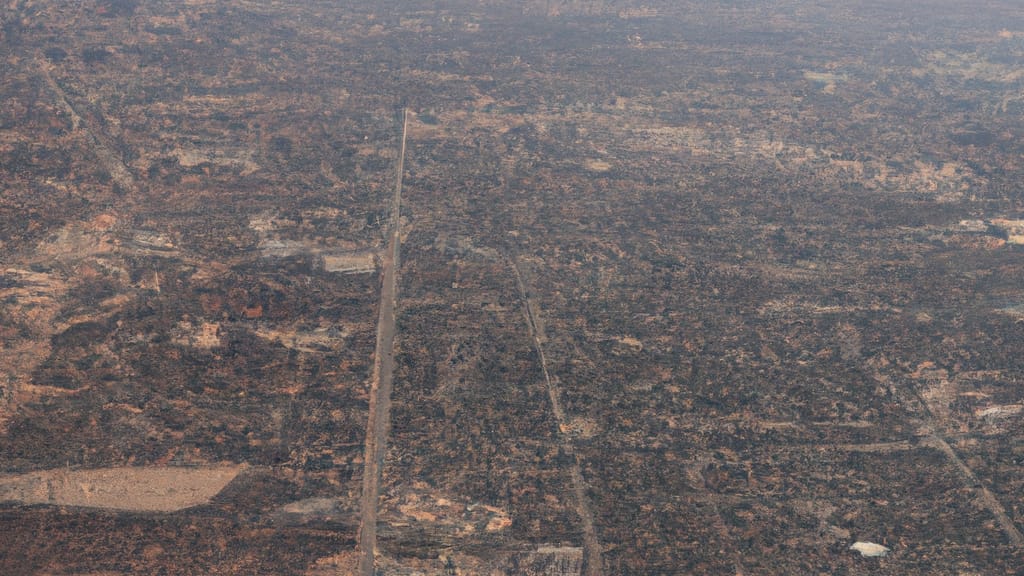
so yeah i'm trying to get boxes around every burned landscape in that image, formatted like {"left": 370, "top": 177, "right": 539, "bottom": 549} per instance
{"left": 3, "top": 0, "right": 1024, "bottom": 574}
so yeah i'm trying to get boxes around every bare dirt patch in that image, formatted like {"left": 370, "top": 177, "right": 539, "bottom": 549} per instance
{"left": 322, "top": 251, "right": 378, "bottom": 274}
{"left": 0, "top": 464, "right": 243, "bottom": 512}
{"left": 255, "top": 322, "right": 349, "bottom": 354}
{"left": 172, "top": 320, "right": 223, "bottom": 349}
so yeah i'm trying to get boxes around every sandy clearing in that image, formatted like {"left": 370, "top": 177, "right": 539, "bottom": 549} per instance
{"left": 0, "top": 464, "right": 243, "bottom": 512}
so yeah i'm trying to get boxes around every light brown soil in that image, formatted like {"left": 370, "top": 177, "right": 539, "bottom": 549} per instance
{"left": 0, "top": 464, "right": 243, "bottom": 512}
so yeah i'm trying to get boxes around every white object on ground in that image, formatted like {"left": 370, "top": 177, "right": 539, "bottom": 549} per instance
{"left": 850, "top": 541, "right": 890, "bottom": 557}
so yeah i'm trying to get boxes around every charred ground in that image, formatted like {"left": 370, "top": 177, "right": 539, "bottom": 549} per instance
{"left": 2, "top": 1, "right": 1024, "bottom": 574}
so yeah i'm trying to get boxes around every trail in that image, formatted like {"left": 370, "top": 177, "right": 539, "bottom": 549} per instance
{"left": 509, "top": 257, "right": 603, "bottom": 576}
{"left": 37, "top": 55, "right": 138, "bottom": 195}
{"left": 355, "top": 109, "right": 408, "bottom": 576}
{"left": 876, "top": 370, "right": 1024, "bottom": 548}
{"left": 921, "top": 431, "right": 1024, "bottom": 546}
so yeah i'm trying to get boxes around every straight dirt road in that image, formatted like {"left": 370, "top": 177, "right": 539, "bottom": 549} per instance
{"left": 510, "top": 257, "right": 603, "bottom": 576}
{"left": 355, "top": 109, "right": 408, "bottom": 576}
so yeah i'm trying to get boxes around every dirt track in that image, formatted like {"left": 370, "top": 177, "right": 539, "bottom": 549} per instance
{"left": 356, "top": 109, "right": 408, "bottom": 576}
{"left": 510, "top": 257, "right": 603, "bottom": 576}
